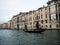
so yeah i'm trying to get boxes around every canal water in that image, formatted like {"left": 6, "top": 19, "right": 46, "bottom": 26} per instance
{"left": 0, "top": 29, "right": 60, "bottom": 45}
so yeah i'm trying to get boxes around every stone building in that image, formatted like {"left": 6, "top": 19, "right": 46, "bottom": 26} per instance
{"left": 10, "top": 12, "right": 26, "bottom": 30}
{"left": 19, "top": 12, "right": 28, "bottom": 29}
{"left": 0, "top": 24, "right": 2, "bottom": 29}
{"left": 0, "top": 0, "right": 60, "bottom": 29}
{"left": 11, "top": 15, "right": 20, "bottom": 29}
{"left": 47, "top": 0, "right": 60, "bottom": 29}
{"left": 9, "top": 0, "right": 60, "bottom": 30}
{"left": 2, "top": 23, "right": 8, "bottom": 29}
{"left": 20, "top": 7, "right": 49, "bottom": 30}
{"left": 20, "top": 0, "right": 60, "bottom": 30}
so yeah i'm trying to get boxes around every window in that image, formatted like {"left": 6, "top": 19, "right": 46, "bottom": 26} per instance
{"left": 46, "top": 25, "right": 48, "bottom": 27}
{"left": 45, "top": 14, "right": 47, "bottom": 18}
{"left": 45, "top": 7, "right": 47, "bottom": 10}
{"left": 36, "top": 16, "right": 40, "bottom": 20}
{"left": 17, "top": 24, "right": 19, "bottom": 29}
{"left": 50, "top": 5, "right": 56, "bottom": 14}
{"left": 50, "top": 25, "right": 52, "bottom": 28}
{"left": 56, "top": 24, "right": 58, "bottom": 28}
{"left": 58, "top": 4, "right": 60, "bottom": 11}
{"left": 33, "top": 22, "right": 35, "bottom": 24}
{"left": 41, "top": 9, "right": 42, "bottom": 11}
{"left": 45, "top": 20, "right": 48, "bottom": 23}
{"left": 41, "top": 20, "right": 43, "bottom": 24}
{"left": 56, "top": 14, "right": 58, "bottom": 20}
{"left": 59, "top": 14, "right": 60, "bottom": 21}
{"left": 59, "top": 4, "right": 60, "bottom": 6}
{"left": 42, "top": 25, "right": 43, "bottom": 27}
{"left": 49, "top": 15, "right": 51, "bottom": 21}
{"left": 38, "top": 16, "right": 40, "bottom": 19}
{"left": 17, "top": 20, "right": 19, "bottom": 23}
{"left": 17, "top": 17, "right": 19, "bottom": 19}
{"left": 37, "top": 16, "right": 39, "bottom": 20}
{"left": 17, "top": 17, "right": 19, "bottom": 23}
{"left": 41, "top": 15, "right": 43, "bottom": 19}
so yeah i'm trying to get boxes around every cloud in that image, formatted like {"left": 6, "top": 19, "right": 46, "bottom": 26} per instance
{"left": 0, "top": 0, "right": 48, "bottom": 23}
{"left": 0, "top": 15, "right": 11, "bottom": 24}
{"left": 0, "top": 9, "right": 19, "bottom": 23}
{"left": 0, "top": 15, "right": 12, "bottom": 20}
{"left": 0, "top": 0, "right": 48, "bottom": 10}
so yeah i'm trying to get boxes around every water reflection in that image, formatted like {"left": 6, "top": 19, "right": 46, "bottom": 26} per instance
{"left": 0, "top": 29, "right": 60, "bottom": 45}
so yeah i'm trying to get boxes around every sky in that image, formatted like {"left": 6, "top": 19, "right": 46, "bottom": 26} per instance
{"left": 0, "top": 0, "right": 48, "bottom": 24}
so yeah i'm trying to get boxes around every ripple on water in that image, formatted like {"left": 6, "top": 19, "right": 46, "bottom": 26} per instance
{"left": 0, "top": 29, "right": 60, "bottom": 45}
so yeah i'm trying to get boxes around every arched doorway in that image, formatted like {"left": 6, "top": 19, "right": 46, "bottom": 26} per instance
{"left": 36, "top": 21, "right": 39, "bottom": 30}
{"left": 25, "top": 25, "right": 27, "bottom": 30}
{"left": 17, "top": 24, "right": 19, "bottom": 30}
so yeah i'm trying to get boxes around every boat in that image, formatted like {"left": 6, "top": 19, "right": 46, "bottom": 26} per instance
{"left": 23, "top": 29, "right": 46, "bottom": 33}
{"left": 23, "top": 21, "right": 46, "bottom": 33}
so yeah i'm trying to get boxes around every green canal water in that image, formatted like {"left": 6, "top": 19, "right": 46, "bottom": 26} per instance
{"left": 0, "top": 29, "right": 60, "bottom": 45}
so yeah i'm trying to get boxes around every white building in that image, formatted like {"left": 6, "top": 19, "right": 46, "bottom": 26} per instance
{"left": 47, "top": 0, "right": 60, "bottom": 29}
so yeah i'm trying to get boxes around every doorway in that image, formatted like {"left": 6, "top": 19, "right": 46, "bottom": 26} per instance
{"left": 17, "top": 24, "right": 19, "bottom": 30}
{"left": 36, "top": 21, "right": 39, "bottom": 30}
{"left": 25, "top": 25, "right": 27, "bottom": 30}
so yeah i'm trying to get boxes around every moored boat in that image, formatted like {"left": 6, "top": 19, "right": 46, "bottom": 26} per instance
{"left": 23, "top": 29, "right": 46, "bottom": 33}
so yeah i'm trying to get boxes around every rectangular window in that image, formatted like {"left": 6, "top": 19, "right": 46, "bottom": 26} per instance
{"left": 46, "top": 25, "right": 48, "bottom": 27}
{"left": 41, "top": 9, "right": 42, "bottom": 11}
{"left": 56, "top": 4, "right": 57, "bottom": 12}
{"left": 45, "top": 7, "right": 47, "bottom": 10}
{"left": 58, "top": 4, "right": 60, "bottom": 11}
{"left": 37, "top": 16, "right": 39, "bottom": 20}
{"left": 17, "top": 20, "right": 19, "bottom": 23}
{"left": 56, "top": 24, "right": 58, "bottom": 28}
{"left": 50, "top": 25, "right": 52, "bottom": 28}
{"left": 45, "top": 14, "right": 47, "bottom": 18}
{"left": 45, "top": 20, "right": 48, "bottom": 23}
{"left": 38, "top": 16, "right": 40, "bottom": 19}
{"left": 17, "top": 17, "right": 19, "bottom": 19}
{"left": 42, "top": 25, "right": 43, "bottom": 27}
{"left": 59, "top": 14, "right": 60, "bottom": 21}
{"left": 36, "top": 16, "right": 40, "bottom": 20}
{"left": 56, "top": 14, "right": 58, "bottom": 20}
{"left": 17, "top": 24, "right": 19, "bottom": 29}
{"left": 17, "top": 17, "right": 19, "bottom": 23}
{"left": 41, "top": 15, "right": 43, "bottom": 19}
{"left": 41, "top": 20, "right": 43, "bottom": 24}
{"left": 49, "top": 15, "right": 51, "bottom": 21}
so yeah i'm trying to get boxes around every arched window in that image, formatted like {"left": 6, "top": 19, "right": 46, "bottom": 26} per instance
{"left": 36, "top": 16, "right": 40, "bottom": 20}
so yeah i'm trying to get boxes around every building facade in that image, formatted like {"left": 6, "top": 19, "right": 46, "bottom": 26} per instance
{"left": 0, "top": 24, "right": 3, "bottom": 29}
{"left": 0, "top": 0, "right": 60, "bottom": 29}
{"left": 11, "top": 15, "right": 20, "bottom": 29}
{"left": 47, "top": 0, "right": 60, "bottom": 29}
{"left": 19, "top": 0, "right": 60, "bottom": 29}
{"left": 0, "top": 23, "right": 8, "bottom": 29}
